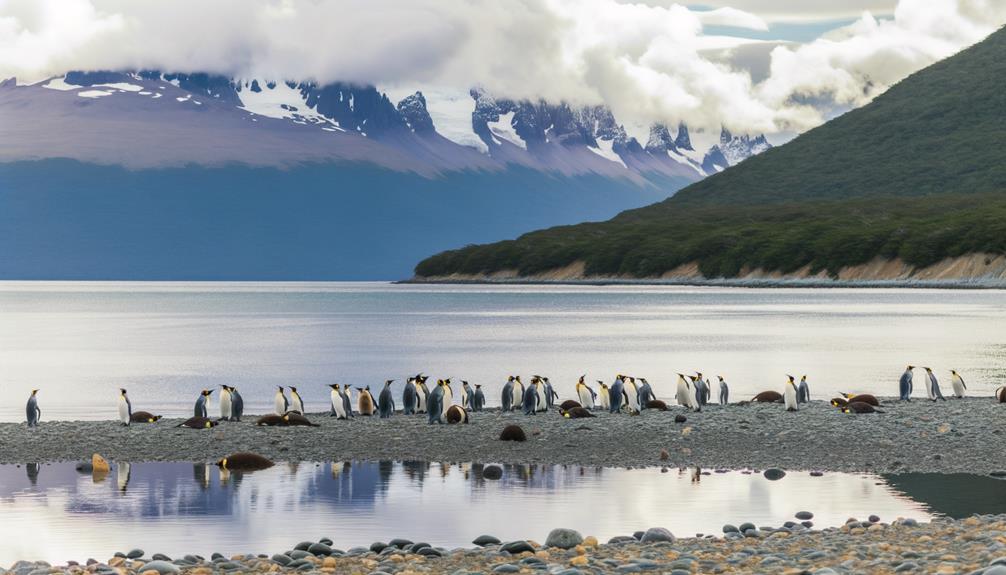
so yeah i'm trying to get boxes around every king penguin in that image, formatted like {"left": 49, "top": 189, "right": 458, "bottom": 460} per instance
{"left": 358, "top": 386, "right": 376, "bottom": 416}
{"left": 717, "top": 376, "right": 729, "bottom": 405}
{"left": 26, "top": 390, "right": 41, "bottom": 428}
{"left": 512, "top": 376, "right": 525, "bottom": 413}
{"left": 676, "top": 374, "right": 692, "bottom": 408}
{"left": 472, "top": 384, "right": 485, "bottom": 411}
{"left": 523, "top": 378, "right": 539, "bottom": 415}
{"left": 950, "top": 370, "right": 967, "bottom": 398}
{"left": 219, "top": 385, "right": 232, "bottom": 421}
{"left": 542, "top": 377, "right": 559, "bottom": 409}
{"left": 694, "top": 373, "right": 709, "bottom": 406}
{"left": 623, "top": 377, "right": 641, "bottom": 413}
{"left": 784, "top": 375, "right": 799, "bottom": 412}
{"left": 461, "top": 380, "right": 474, "bottom": 409}
{"left": 118, "top": 388, "right": 132, "bottom": 426}
{"left": 274, "top": 386, "right": 289, "bottom": 415}
{"left": 229, "top": 386, "right": 244, "bottom": 421}
{"left": 797, "top": 375, "right": 811, "bottom": 404}
{"left": 341, "top": 384, "right": 354, "bottom": 418}
{"left": 501, "top": 376, "right": 515, "bottom": 412}
{"left": 441, "top": 378, "right": 455, "bottom": 419}
{"left": 609, "top": 375, "right": 626, "bottom": 414}
{"left": 416, "top": 375, "right": 430, "bottom": 414}
{"left": 194, "top": 389, "right": 212, "bottom": 418}
{"left": 378, "top": 379, "right": 396, "bottom": 418}
{"left": 402, "top": 377, "right": 418, "bottom": 415}
{"left": 576, "top": 376, "right": 596, "bottom": 410}
{"left": 289, "top": 386, "right": 305, "bottom": 414}
{"left": 329, "top": 383, "right": 348, "bottom": 419}
{"left": 923, "top": 367, "right": 945, "bottom": 401}
{"left": 636, "top": 378, "right": 654, "bottom": 410}
{"left": 899, "top": 365, "right": 915, "bottom": 401}
{"left": 427, "top": 380, "right": 445, "bottom": 424}
{"left": 598, "top": 381, "right": 610, "bottom": 411}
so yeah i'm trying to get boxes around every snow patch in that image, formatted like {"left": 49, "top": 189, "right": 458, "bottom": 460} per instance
{"left": 42, "top": 77, "right": 77, "bottom": 91}
{"left": 237, "top": 80, "right": 344, "bottom": 131}
{"left": 77, "top": 90, "right": 112, "bottom": 99}
{"left": 138, "top": 91, "right": 152, "bottom": 95}
{"left": 588, "top": 139, "right": 626, "bottom": 168}
{"left": 176, "top": 95, "right": 190, "bottom": 102}
{"left": 666, "top": 150, "right": 705, "bottom": 175}
{"left": 488, "top": 111, "right": 526, "bottom": 150}
{"left": 95, "top": 82, "right": 143, "bottom": 92}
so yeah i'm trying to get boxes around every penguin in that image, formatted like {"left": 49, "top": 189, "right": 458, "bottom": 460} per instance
{"left": 752, "top": 391, "right": 784, "bottom": 403}
{"left": 117, "top": 461, "right": 130, "bottom": 492}
{"left": 340, "top": 384, "right": 354, "bottom": 418}
{"left": 923, "top": 367, "right": 945, "bottom": 401}
{"left": 608, "top": 375, "right": 625, "bottom": 414}
{"left": 219, "top": 385, "right": 232, "bottom": 421}
{"left": 129, "top": 411, "right": 162, "bottom": 423}
{"left": 841, "top": 402, "right": 884, "bottom": 414}
{"left": 950, "top": 370, "right": 966, "bottom": 398}
{"left": 899, "top": 365, "right": 915, "bottom": 401}
{"left": 25, "top": 390, "right": 41, "bottom": 428}
{"left": 623, "top": 377, "right": 641, "bottom": 413}
{"left": 289, "top": 386, "right": 305, "bottom": 414}
{"left": 216, "top": 452, "right": 274, "bottom": 471}
{"left": 576, "top": 376, "right": 596, "bottom": 410}
{"left": 542, "top": 377, "right": 559, "bottom": 409}
{"left": 357, "top": 386, "right": 376, "bottom": 416}
{"left": 256, "top": 414, "right": 285, "bottom": 426}
{"left": 445, "top": 404, "right": 470, "bottom": 424}
{"left": 636, "top": 378, "right": 654, "bottom": 409}
{"left": 512, "top": 376, "right": 525, "bottom": 413}
{"left": 717, "top": 376, "right": 729, "bottom": 405}
{"left": 378, "top": 379, "right": 395, "bottom": 418}
{"left": 194, "top": 389, "right": 212, "bottom": 418}
{"left": 118, "top": 388, "right": 132, "bottom": 426}
{"left": 685, "top": 376, "right": 701, "bottom": 412}
{"left": 523, "top": 379, "right": 539, "bottom": 415}
{"left": 441, "top": 378, "right": 455, "bottom": 418}
{"left": 598, "top": 381, "right": 610, "bottom": 411}
{"left": 461, "top": 380, "right": 474, "bottom": 409}
{"left": 178, "top": 416, "right": 218, "bottom": 429}
{"left": 229, "top": 386, "right": 244, "bottom": 422}
{"left": 472, "top": 384, "right": 485, "bottom": 412}
{"left": 329, "top": 383, "right": 347, "bottom": 418}
{"left": 416, "top": 375, "right": 430, "bottom": 414}
{"left": 274, "top": 386, "right": 289, "bottom": 415}
{"left": 427, "top": 379, "right": 445, "bottom": 424}
{"left": 839, "top": 392, "right": 880, "bottom": 407}
{"left": 675, "top": 374, "right": 692, "bottom": 408}
{"left": 694, "top": 372, "right": 709, "bottom": 406}
{"left": 533, "top": 376, "right": 548, "bottom": 412}
{"left": 561, "top": 406, "right": 595, "bottom": 418}
{"left": 283, "top": 412, "right": 320, "bottom": 427}
{"left": 402, "top": 377, "right": 418, "bottom": 415}
{"left": 996, "top": 386, "right": 1006, "bottom": 403}
{"left": 783, "top": 375, "right": 799, "bottom": 412}
{"left": 797, "top": 375, "right": 811, "bottom": 404}
{"left": 501, "top": 376, "right": 515, "bottom": 412}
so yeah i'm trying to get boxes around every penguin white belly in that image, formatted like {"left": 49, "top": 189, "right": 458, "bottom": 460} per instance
{"left": 926, "top": 378, "right": 937, "bottom": 400}
{"left": 417, "top": 389, "right": 427, "bottom": 412}
{"left": 952, "top": 377, "right": 965, "bottom": 398}
{"left": 784, "top": 385, "right": 798, "bottom": 411}
{"left": 535, "top": 386, "right": 547, "bottom": 411}
{"left": 578, "top": 387, "right": 593, "bottom": 409}
{"left": 220, "top": 392, "right": 232, "bottom": 419}
{"left": 332, "top": 391, "right": 346, "bottom": 418}
{"left": 512, "top": 386, "right": 523, "bottom": 409}
{"left": 274, "top": 394, "right": 286, "bottom": 415}
{"left": 291, "top": 395, "right": 304, "bottom": 413}
{"left": 625, "top": 385, "right": 640, "bottom": 411}
{"left": 676, "top": 380, "right": 690, "bottom": 407}
{"left": 118, "top": 398, "right": 130, "bottom": 424}
{"left": 442, "top": 390, "right": 453, "bottom": 417}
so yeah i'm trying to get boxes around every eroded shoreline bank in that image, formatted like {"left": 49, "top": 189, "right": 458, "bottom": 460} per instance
{"left": 1, "top": 398, "right": 1003, "bottom": 473}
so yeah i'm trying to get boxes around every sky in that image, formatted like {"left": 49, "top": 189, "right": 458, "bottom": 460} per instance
{"left": 0, "top": 0, "right": 1003, "bottom": 138}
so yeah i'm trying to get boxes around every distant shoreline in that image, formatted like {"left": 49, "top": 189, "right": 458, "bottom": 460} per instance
{"left": 403, "top": 277, "right": 1006, "bottom": 289}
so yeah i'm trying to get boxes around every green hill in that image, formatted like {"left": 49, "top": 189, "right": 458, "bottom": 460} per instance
{"left": 415, "top": 26, "right": 1006, "bottom": 281}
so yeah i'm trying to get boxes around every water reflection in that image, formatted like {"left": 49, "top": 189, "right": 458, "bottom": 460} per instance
{"left": 0, "top": 460, "right": 994, "bottom": 565}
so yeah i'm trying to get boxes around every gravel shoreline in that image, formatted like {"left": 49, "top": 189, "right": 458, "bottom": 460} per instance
{"left": 6, "top": 514, "right": 1006, "bottom": 574}
{"left": 1, "top": 397, "right": 1003, "bottom": 473}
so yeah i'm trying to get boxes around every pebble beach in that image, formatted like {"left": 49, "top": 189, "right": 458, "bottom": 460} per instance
{"left": 7, "top": 514, "right": 1006, "bottom": 575}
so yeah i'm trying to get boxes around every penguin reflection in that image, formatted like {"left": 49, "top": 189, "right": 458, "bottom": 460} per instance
{"left": 117, "top": 462, "right": 131, "bottom": 492}
{"left": 26, "top": 463, "right": 40, "bottom": 485}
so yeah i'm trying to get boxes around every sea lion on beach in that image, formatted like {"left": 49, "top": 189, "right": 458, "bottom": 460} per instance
{"left": 646, "top": 399, "right": 669, "bottom": 411}
{"left": 283, "top": 412, "right": 320, "bottom": 427}
{"left": 445, "top": 404, "right": 470, "bottom": 424}
{"left": 840, "top": 393, "right": 880, "bottom": 407}
{"left": 177, "top": 416, "right": 218, "bottom": 429}
{"left": 841, "top": 402, "right": 884, "bottom": 414}
{"left": 560, "top": 399, "right": 582, "bottom": 411}
{"left": 358, "top": 386, "right": 376, "bottom": 416}
{"left": 129, "top": 411, "right": 162, "bottom": 423}
{"left": 561, "top": 406, "right": 595, "bottom": 418}
{"left": 256, "top": 414, "right": 285, "bottom": 426}
{"left": 216, "top": 452, "right": 274, "bottom": 471}
{"left": 752, "top": 391, "right": 784, "bottom": 403}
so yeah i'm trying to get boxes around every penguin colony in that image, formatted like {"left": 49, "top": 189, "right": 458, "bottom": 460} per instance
{"left": 13, "top": 366, "right": 996, "bottom": 428}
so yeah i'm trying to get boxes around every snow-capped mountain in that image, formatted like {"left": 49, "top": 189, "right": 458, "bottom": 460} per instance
{"left": 0, "top": 70, "right": 768, "bottom": 179}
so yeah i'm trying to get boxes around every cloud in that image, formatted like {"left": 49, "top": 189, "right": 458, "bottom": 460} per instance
{"left": 0, "top": 0, "right": 1002, "bottom": 138}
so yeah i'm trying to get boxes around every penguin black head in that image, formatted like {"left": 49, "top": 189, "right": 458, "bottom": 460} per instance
{"left": 31, "top": 389, "right": 38, "bottom": 396}
{"left": 201, "top": 389, "right": 213, "bottom": 396}
{"left": 578, "top": 375, "right": 585, "bottom": 384}
{"left": 475, "top": 384, "right": 481, "bottom": 388}
{"left": 290, "top": 386, "right": 298, "bottom": 393}
{"left": 385, "top": 379, "right": 394, "bottom": 386}
{"left": 462, "top": 380, "right": 469, "bottom": 385}
{"left": 907, "top": 365, "right": 915, "bottom": 370}
{"left": 640, "top": 378, "right": 648, "bottom": 384}
{"left": 328, "top": 383, "right": 339, "bottom": 389}
{"left": 507, "top": 375, "right": 515, "bottom": 382}
{"left": 277, "top": 385, "right": 284, "bottom": 391}
{"left": 120, "top": 388, "right": 127, "bottom": 395}
{"left": 950, "top": 369, "right": 958, "bottom": 375}
{"left": 717, "top": 375, "right": 724, "bottom": 382}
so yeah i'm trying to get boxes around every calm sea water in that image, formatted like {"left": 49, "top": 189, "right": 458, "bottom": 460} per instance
{"left": 1, "top": 282, "right": 1005, "bottom": 421}
{"left": 6, "top": 460, "right": 997, "bottom": 564}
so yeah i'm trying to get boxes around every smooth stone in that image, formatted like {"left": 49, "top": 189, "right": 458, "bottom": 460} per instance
{"left": 632, "top": 531, "right": 645, "bottom": 540}
{"left": 493, "top": 565, "right": 520, "bottom": 574}
{"left": 211, "top": 553, "right": 225, "bottom": 561}
{"left": 473, "top": 535, "right": 502, "bottom": 546}
{"left": 992, "top": 557, "right": 1006, "bottom": 565}
{"left": 738, "top": 522, "right": 756, "bottom": 532}
{"left": 294, "top": 541, "right": 313, "bottom": 551}
{"left": 417, "top": 547, "right": 443, "bottom": 557}
{"left": 545, "top": 528, "right": 583, "bottom": 549}
{"left": 810, "top": 471, "right": 824, "bottom": 477}
{"left": 763, "top": 468, "right": 786, "bottom": 480}
{"left": 409, "top": 542, "right": 431, "bottom": 553}
{"left": 319, "top": 538, "right": 333, "bottom": 546}
{"left": 286, "top": 559, "right": 311, "bottom": 569}
{"left": 869, "top": 515, "right": 881, "bottom": 523}
{"left": 796, "top": 511, "right": 814, "bottom": 520}
{"left": 370, "top": 542, "right": 388, "bottom": 553}
{"left": 674, "top": 415, "right": 687, "bottom": 423}
{"left": 813, "top": 569, "right": 839, "bottom": 575}
{"left": 271, "top": 554, "right": 292, "bottom": 566}
{"left": 216, "top": 562, "right": 241, "bottom": 570}
{"left": 616, "top": 565, "right": 642, "bottom": 573}
{"left": 288, "top": 550, "right": 312, "bottom": 560}
{"left": 722, "top": 524, "right": 739, "bottom": 534}
{"left": 895, "top": 562, "right": 919, "bottom": 572}
{"left": 608, "top": 536, "right": 636, "bottom": 545}
{"left": 126, "top": 549, "right": 144, "bottom": 559}
{"left": 136, "top": 561, "right": 179, "bottom": 575}
{"left": 802, "top": 521, "right": 814, "bottom": 528}
{"left": 986, "top": 567, "right": 1006, "bottom": 575}
{"left": 901, "top": 518, "right": 919, "bottom": 527}
{"left": 388, "top": 538, "right": 413, "bottom": 549}
{"left": 500, "top": 541, "right": 535, "bottom": 554}
{"left": 308, "top": 543, "right": 333, "bottom": 555}
{"left": 151, "top": 554, "right": 172, "bottom": 562}
{"left": 640, "top": 527, "right": 675, "bottom": 543}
